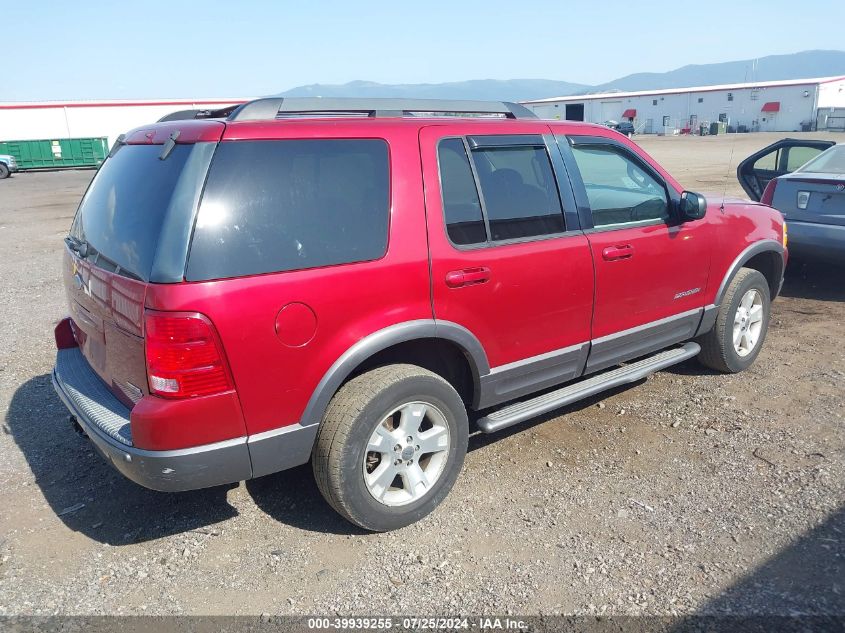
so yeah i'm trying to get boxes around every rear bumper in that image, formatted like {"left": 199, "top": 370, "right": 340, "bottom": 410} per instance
{"left": 52, "top": 347, "right": 252, "bottom": 492}
{"left": 786, "top": 220, "right": 845, "bottom": 263}
{"left": 52, "top": 346, "right": 316, "bottom": 492}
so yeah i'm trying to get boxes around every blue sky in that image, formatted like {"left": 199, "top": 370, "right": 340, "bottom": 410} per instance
{"left": 3, "top": 0, "right": 843, "bottom": 101}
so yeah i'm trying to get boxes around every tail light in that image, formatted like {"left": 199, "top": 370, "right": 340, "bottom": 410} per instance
{"left": 144, "top": 311, "right": 234, "bottom": 399}
{"left": 760, "top": 180, "right": 778, "bottom": 206}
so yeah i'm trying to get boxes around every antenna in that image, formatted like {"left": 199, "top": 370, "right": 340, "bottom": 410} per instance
{"left": 720, "top": 66, "right": 748, "bottom": 211}
{"left": 720, "top": 135, "right": 737, "bottom": 212}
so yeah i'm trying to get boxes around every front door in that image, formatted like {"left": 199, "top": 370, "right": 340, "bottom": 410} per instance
{"left": 420, "top": 124, "right": 594, "bottom": 406}
{"left": 561, "top": 134, "right": 711, "bottom": 372}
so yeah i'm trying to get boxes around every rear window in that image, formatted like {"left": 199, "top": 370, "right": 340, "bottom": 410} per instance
{"left": 186, "top": 139, "right": 390, "bottom": 281}
{"left": 438, "top": 138, "right": 486, "bottom": 245}
{"left": 795, "top": 144, "right": 845, "bottom": 175}
{"left": 70, "top": 144, "right": 194, "bottom": 281}
{"left": 471, "top": 145, "right": 564, "bottom": 241}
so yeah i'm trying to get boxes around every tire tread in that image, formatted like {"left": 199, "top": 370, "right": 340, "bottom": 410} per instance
{"left": 312, "top": 364, "right": 451, "bottom": 530}
{"left": 697, "top": 267, "right": 769, "bottom": 373}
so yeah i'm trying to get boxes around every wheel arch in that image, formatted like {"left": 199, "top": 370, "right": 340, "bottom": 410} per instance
{"left": 299, "top": 320, "right": 489, "bottom": 429}
{"left": 715, "top": 240, "right": 785, "bottom": 306}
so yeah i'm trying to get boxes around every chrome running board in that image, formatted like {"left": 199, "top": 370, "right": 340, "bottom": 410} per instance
{"left": 476, "top": 342, "right": 701, "bottom": 433}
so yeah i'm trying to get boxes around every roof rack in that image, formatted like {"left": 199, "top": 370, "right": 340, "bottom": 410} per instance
{"left": 226, "top": 97, "right": 537, "bottom": 121}
{"left": 157, "top": 105, "right": 240, "bottom": 122}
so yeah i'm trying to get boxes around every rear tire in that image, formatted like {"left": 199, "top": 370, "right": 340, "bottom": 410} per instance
{"left": 312, "top": 364, "right": 468, "bottom": 531}
{"left": 0, "top": 164, "right": 10, "bottom": 179}
{"left": 697, "top": 267, "right": 771, "bottom": 373}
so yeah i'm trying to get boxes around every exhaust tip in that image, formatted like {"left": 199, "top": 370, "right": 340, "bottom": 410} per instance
{"left": 69, "top": 415, "right": 88, "bottom": 438}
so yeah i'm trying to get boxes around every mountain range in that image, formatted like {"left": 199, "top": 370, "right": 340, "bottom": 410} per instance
{"left": 276, "top": 50, "right": 845, "bottom": 102}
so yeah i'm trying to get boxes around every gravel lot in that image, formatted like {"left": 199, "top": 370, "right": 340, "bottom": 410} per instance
{"left": 0, "top": 132, "right": 843, "bottom": 617}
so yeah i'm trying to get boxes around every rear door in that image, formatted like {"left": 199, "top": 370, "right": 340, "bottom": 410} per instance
{"left": 420, "top": 123, "right": 594, "bottom": 406}
{"left": 737, "top": 139, "right": 835, "bottom": 201}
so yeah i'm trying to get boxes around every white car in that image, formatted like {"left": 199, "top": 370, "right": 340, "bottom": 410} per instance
{"left": 0, "top": 154, "right": 18, "bottom": 179}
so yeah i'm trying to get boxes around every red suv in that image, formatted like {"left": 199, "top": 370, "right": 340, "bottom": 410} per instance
{"left": 52, "top": 98, "right": 787, "bottom": 531}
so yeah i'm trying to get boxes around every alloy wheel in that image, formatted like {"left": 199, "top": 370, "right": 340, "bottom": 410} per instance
{"left": 362, "top": 401, "right": 451, "bottom": 507}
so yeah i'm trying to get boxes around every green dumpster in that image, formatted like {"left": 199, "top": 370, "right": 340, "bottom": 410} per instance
{"left": 0, "top": 137, "right": 108, "bottom": 170}
{"left": 709, "top": 121, "right": 728, "bottom": 135}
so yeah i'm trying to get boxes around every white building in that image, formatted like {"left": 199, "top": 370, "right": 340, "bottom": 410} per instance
{"left": 0, "top": 98, "right": 250, "bottom": 147}
{"left": 522, "top": 76, "right": 845, "bottom": 133}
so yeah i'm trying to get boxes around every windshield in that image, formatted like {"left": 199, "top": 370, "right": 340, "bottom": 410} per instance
{"left": 70, "top": 144, "right": 200, "bottom": 281}
{"left": 795, "top": 144, "right": 845, "bottom": 175}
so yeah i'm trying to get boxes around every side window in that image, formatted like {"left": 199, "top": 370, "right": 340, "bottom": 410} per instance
{"left": 437, "top": 139, "right": 486, "bottom": 246}
{"left": 754, "top": 150, "right": 779, "bottom": 171}
{"left": 470, "top": 146, "right": 564, "bottom": 241}
{"left": 570, "top": 144, "right": 669, "bottom": 228}
{"left": 186, "top": 139, "right": 389, "bottom": 281}
{"left": 785, "top": 146, "right": 824, "bottom": 171}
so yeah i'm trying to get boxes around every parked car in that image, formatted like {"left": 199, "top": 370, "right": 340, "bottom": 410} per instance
{"left": 0, "top": 154, "right": 18, "bottom": 179}
{"left": 615, "top": 121, "right": 636, "bottom": 137}
{"left": 602, "top": 120, "right": 635, "bottom": 137}
{"left": 52, "top": 98, "right": 787, "bottom": 531}
{"left": 737, "top": 139, "right": 843, "bottom": 262}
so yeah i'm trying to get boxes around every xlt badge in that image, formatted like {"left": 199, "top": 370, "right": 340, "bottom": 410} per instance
{"left": 674, "top": 288, "right": 701, "bottom": 300}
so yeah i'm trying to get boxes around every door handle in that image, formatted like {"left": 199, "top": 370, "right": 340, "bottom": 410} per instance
{"left": 602, "top": 244, "right": 634, "bottom": 261}
{"left": 445, "top": 267, "right": 491, "bottom": 288}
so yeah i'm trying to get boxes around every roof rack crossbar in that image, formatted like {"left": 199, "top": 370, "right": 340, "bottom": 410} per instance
{"left": 226, "top": 97, "right": 537, "bottom": 121}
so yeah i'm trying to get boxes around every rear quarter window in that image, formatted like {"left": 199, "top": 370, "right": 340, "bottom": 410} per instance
{"left": 186, "top": 139, "right": 390, "bottom": 281}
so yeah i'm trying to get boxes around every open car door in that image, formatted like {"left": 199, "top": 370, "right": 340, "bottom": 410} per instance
{"left": 737, "top": 138, "right": 835, "bottom": 201}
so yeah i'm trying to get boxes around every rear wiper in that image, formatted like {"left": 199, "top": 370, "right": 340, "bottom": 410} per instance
{"left": 63, "top": 236, "right": 142, "bottom": 281}
{"left": 64, "top": 235, "right": 89, "bottom": 258}
{"left": 159, "top": 130, "right": 181, "bottom": 161}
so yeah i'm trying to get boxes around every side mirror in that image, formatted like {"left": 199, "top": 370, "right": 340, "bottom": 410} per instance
{"left": 679, "top": 191, "right": 707, "bottom": 221}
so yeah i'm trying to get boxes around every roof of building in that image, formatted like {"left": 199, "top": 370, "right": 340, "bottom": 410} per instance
{"left": 0, "top": 98, "right": 251, "bottom": 110}
{"left": 522, "top": 76, "right": 845, "bottom": 105}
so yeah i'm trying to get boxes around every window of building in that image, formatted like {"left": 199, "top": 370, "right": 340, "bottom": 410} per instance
{"left": 727, "top": 92, "right": 734, "bottom": 101}
{"left": 698, "top": 97, "right": 704, "bottom": 103}
{"left": 652, "top": 100, "right": 658, "bottom": 106}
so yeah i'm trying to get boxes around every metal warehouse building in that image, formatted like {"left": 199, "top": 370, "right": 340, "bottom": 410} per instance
{"left": 522, "top": 76, "right": 845, "bottom": 134}
{"left": 0, "top": 98, "right": 250, "bottom": 148}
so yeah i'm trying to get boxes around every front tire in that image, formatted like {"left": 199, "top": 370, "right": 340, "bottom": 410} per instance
{"left": 0, "top": 164, "right": 10, "bottom": 179}
{"left": 697, "top": 268, "right": 771, "bottom": 373}
{"left": 312, "top": 364, "right": 468, "bottom": 531}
